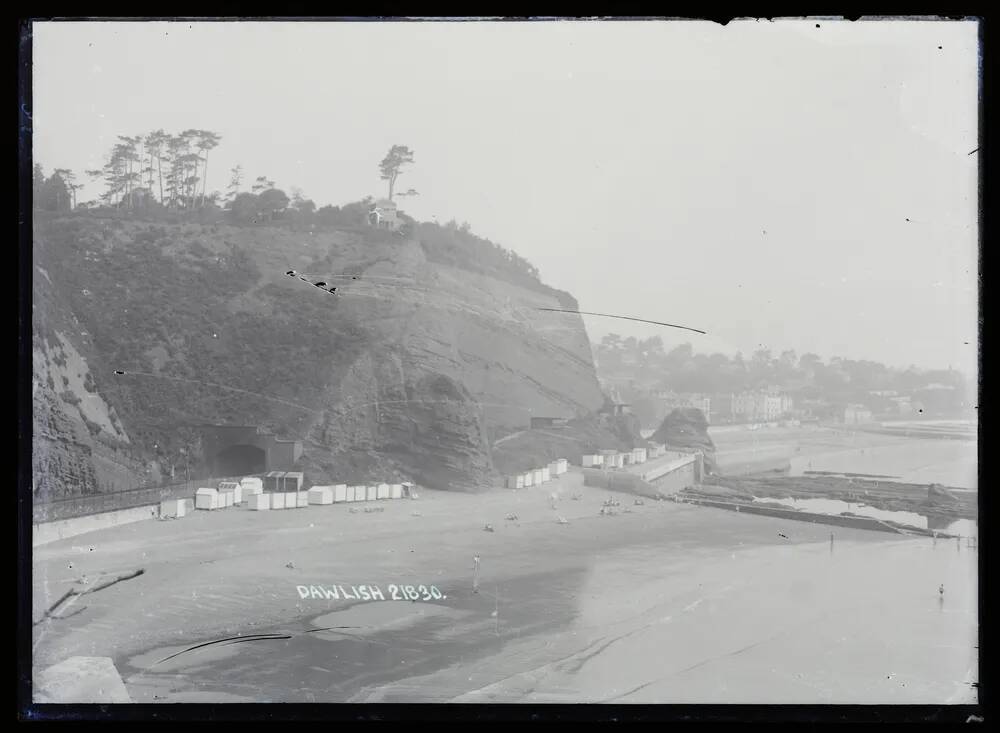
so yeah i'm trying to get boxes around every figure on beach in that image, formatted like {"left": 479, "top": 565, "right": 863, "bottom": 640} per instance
{"left": 473, "top": 554, "right": 481, "bottom": 594}
{"left": 939, "top": 584, "right": 945, "bottom": 597}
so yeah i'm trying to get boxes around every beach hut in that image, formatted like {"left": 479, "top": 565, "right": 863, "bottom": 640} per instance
{"left": 377, "top": 483, "right": 390, "bottom": 500}
{"left": 219, "top": 481, "right": 242, "bottom": 504}
{"left": 241, "top": 476, "right": 264, "bottom": 494}
{"left": 282, "top": 472, "right": 305, "bottom": 493}
{"left": 557, "top": 458, "right": 568, "bottom": 474}
{"left": 241, "top": 484, "right": 262, "bottom": 502}
{"left": 182, "top": 498, "right": 194, "bottom": 514}
{"left": 274, "top": 492, "right": 289, "bottom": 510}
{"left": 263, "top": 471, "right": 285, "bottom": 493}
{"left": 541, "top": 467, "right": 551, "bottom": 483}
{"left": 286, "top": 491, "right": 303, "bottom": 508}
{"left": 307, "top": 486, "right": 333, "bottom": 505}
{"left": 160, "top": 498, "right": 187, "bottom": 518}
{"left": 348, "top": 485, "right": 363, "bottom": 502}
{"left": 333, "top": 484, "right": 348, "bottom": 503}
{"left": 506, "top": 474, "right": 525, "bottom": 489}
{"left": 401, "top": 482, "right": 415, "bottom": 498}
{"left": 582, "top": 455, "right": 602, "bottom": 468}
{"left": 366, "top": 486, "right": 378, "bottom": 502}
{"left": 248, "top": 493, "right": 271, "bottom": 511}
{"left": 523, "top": 471, "right": 535, "bottom": 487}
{"left": 195, "top": 488, "right": 220, "bottom": 510}
{"left": 390, "top": 484, "right": 403, "bottom": 499}
{"left": 533, "top": 469, "right": 544, "bottom": 486}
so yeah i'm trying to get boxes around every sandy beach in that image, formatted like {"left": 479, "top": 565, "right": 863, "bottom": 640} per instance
{"left": 32, "top": 463, "right": 978, "bottom": 704}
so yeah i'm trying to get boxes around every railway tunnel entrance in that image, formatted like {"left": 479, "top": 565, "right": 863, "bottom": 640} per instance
{"left": 198, "top": 425, "right": 303, "bottom": 477}
{"left": 214, "top": 444, "right": 267, "bottom": 476}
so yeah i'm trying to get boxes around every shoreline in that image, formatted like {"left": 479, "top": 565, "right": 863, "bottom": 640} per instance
{"left": 712, "top": 425, "right": 976, "bottom": 489}
{"left": 33, "top": 476, "right": 903, "bottom": 702}
{"left": 32, "top": 425, "right": 978, "bottom": 703}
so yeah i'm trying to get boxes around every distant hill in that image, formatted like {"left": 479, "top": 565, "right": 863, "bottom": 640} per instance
{"left": 32, "top": 212, "right": 606, "bottom": 499}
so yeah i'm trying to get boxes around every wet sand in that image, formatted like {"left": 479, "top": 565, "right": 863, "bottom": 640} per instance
{"left": 442, "top": 535, "right": 977, "bottom": 704}
{"left": 33, "top": 470, "right": 977, "bottom": 703}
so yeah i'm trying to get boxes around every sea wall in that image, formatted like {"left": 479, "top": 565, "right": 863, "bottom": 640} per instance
{"left": 33, "top": 503, "right": 159, "bottom": 547}
{"left": 640, "top": 453, "right": 700, "bottom": 483}
{"left": 679, "top": 496, "right": 907, "bottom": 534}
{"left": 582, "top": 456, "right": 697, "bottom": 498}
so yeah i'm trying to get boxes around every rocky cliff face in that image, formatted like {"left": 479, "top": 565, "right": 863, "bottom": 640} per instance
{"left": 651, "top": 407, "right": 718, "bottom": 474}
{"left": 33, "top": 254, "right": 141, "bottom": 501}
{"left": 32, "top": 215, "right": 606, "bottom": 495}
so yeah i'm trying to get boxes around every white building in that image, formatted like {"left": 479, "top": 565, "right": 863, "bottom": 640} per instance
{"left": 369, "top": 198, "right": 402, "bottom": 231}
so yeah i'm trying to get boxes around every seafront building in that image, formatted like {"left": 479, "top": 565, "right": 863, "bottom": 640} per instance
{"left": 713, "top": 389, "right": 794, "bottom": 424}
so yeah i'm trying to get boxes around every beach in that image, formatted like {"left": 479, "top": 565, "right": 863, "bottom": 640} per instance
{"left": 32, "top": 462, "right": 978, "bottom": 704}
{"left": 712, "top": 423, "right": 978, "bottom": 489}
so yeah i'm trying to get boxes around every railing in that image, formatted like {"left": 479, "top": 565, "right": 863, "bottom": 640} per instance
{"left": 33, "top": 475, "right": 251, "bottom": 523}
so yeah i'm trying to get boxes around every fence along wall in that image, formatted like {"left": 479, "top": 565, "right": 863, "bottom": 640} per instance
{"left": 33, "top": 475, "right": 247, "bottom": 523}
{"left": 33, "top": 503, "right": 160, "bottom": 547}
{"left": 32, "top": 475, "right": 251, "bottom": 546}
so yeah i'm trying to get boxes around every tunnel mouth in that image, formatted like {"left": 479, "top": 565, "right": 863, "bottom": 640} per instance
{"left": 213, "top": 444, "right": 266, "bottom": 476}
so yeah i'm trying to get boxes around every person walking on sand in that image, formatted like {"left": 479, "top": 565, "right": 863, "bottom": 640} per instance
{"left": 939, "top": 584, "right": 945, "bottom": 597}
{"left": 473, "top": 554, "right": 481, "bottom": 594}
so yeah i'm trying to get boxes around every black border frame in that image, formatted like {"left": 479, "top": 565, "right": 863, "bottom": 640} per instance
{"left": 16, "top": 12, "right": 989, "bottom": 724}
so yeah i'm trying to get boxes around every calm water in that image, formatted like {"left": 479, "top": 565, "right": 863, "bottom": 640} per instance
{"left": 787, "top": 440, "right": 978, "bottom": 489}
{"left": 751, "top": 496, "right": 978, "bottom": 537}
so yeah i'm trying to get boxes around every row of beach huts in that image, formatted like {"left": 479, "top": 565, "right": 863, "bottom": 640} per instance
{"left": 504, "top": 458, "right": 568, "bottom": 490}
{"left": 159, "top": 471, "right": 417, "bottom": 518}
{"left": 581, "top": 443, "right": 667, "bottom": 469}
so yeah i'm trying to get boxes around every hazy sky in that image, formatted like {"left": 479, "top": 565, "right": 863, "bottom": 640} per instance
{"left": 32, "top": 19, "right": 980, "bottom": 376}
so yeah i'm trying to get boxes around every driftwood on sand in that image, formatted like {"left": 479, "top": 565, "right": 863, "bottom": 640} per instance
{"left": 33, "top": 568, "right": 145, "bottom": 626}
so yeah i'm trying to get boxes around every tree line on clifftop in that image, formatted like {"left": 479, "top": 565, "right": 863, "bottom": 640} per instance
{"left": 35, "top": 138, "right": 544, "bottom": 289}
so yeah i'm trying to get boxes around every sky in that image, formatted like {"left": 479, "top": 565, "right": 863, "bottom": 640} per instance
{"left": 32, "top": 19, "right": 980, "bottom": 377}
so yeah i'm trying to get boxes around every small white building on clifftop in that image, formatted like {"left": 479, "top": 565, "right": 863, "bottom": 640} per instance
{"left": 368, "top": 198, "right": 402, "bottom": 231}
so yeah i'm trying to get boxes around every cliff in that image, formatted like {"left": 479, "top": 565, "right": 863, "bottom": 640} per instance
{"left": 32, "top": 214, "right": 606, "bottom": 497}
{"left": 651, "top": 407, "right": 718, "bottom": 474}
